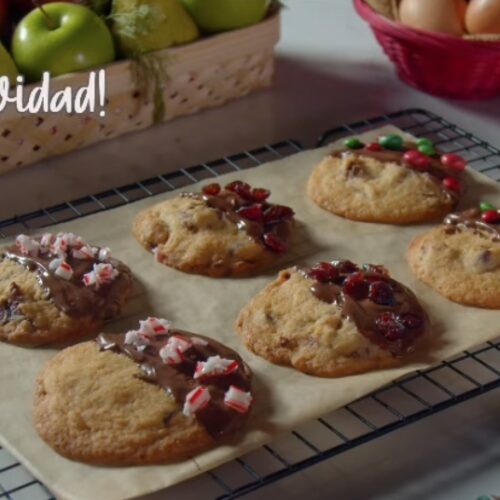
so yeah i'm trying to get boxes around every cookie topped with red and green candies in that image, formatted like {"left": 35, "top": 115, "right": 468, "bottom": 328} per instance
{"left": 308, "top": 134, "right": 468, "bottom": 224}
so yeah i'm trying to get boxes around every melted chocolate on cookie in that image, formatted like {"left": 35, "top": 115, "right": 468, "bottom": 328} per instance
{"left": 1, "top": 236, "right": 132, "bottom": 320}
{"left": 300, "top": 261, "right": 429, "bottom": 356}
{"left": 96, "top": 328, "right": 252, "bottom": 438}
{"left": 181, "top": 181, "right": 294, "bottom": 253}
{"left": 444, "top": 208, "right": 500, "bottom": 242}
{"left": 332, "top": 142, "right": 463, "bottom": 201}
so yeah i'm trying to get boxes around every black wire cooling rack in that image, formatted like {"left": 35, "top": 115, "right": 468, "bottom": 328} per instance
{"left": 1, "top": 108, "right": 499, "bottom": 500}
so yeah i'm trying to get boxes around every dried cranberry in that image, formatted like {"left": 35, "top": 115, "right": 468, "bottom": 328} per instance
{"left": 368, "top": 281, "right": 395, "bottom": 305}
{"left": 237, "top": 204, "right": 265, "bottom": 222}
{"left": 335, "top": 260, "right": 359, "bottom": 275}
{"left": 375, "top": 312, "right": 406, "bottom": 341}
{"left": 202, "top": 183, "right": 221, "bottom": 196}
{"left": 225, "top": 181, "right": 252, "bottom": 200}
{"left": 399, "top": 313, "right": 424, "bottom": 330}
{"left": 263, "top": 233, "right": 288, "bottom": 253}
{"left": 264, "top": 205, "right": 295, "bottom": 224}
{"left": 308, "top": 262, "right": 339, "bottom": 283}
{"left": 251, "top": 188, "right": 271, "bottom": 202}
{"left": 342, "top": 273, "right": 369, "bottom": 300}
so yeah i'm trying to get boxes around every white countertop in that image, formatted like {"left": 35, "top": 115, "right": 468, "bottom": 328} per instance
{"left": 1, "top": 1, "right": 499, "bottom": 499}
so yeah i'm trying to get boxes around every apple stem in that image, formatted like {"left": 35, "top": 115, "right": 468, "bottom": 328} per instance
{"left": 33, "top": 0, "right": 56, "bottom": 30}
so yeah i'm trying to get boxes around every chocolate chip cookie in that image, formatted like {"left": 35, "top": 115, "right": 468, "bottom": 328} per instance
{"left": 132, "top": 181, "right": 295, "bottom": 277}
{"left": 0, "top": 233, "right": 133, "bottom": 346}
{"left": 407, "top": 205, "right": 500, "bottom": 308}
{"left": 307, "top": 134, "right": 466, "bottom": 224}
{"left": 236, "top": 260, "right": 430, "bottom": 377}
{"left": 34, "top": 318, "right": 253, "bottom": 464}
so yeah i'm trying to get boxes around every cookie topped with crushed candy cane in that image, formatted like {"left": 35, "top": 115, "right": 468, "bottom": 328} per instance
{"left": 0, "top": 232, "right": 133, "bottom": 346}
{"left": 33, "top": 318, "right": 253, "bottom": 465}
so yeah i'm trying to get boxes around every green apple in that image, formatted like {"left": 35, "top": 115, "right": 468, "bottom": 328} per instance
{"left": 111, "top": 0, "right": 199, "bottom": 56}
{"left": 181, "top": 0, "right": 270, "bottom": 33}
{"left": 0, "top": 42, "right": 18, "bottom": 85}
{"left": 12, "top": 3, "right": 115, "bottom": 82}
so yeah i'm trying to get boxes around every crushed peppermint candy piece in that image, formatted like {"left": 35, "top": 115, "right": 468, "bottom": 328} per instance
{"left": 82, "top": 263, "right": 119, "bottom": 289}
{"left": 54, "top": 260, "right": 74, "bottom": 280}
{"left": 50, "top": 234, "right": 69, "bottom": 256}
{"left": 63, "top": 233, "right": 80, "bottom": 247}
{"left": 153, "top": 247, "right": 161, "bottom": 262}
{"left": 183, "top": 386, "right": 211, "bottom": 417}
{"left": 139, "top": 317, "right": 171, "bottom": 336}
{"left": 40, "top": 233, "right": 55, "bottom": 250}
{"left": 191, "top": 337, "right": 208, "bottom": 346}
{"left": 224, "top": 386, "right": 252, "bottom": 414}
{"left": 15, "top": 234, "right": 40, "bottom": 257}
{"left": 49, "top": 257, "right": 63, "bottom": 270}
{"left": 159, "top": 335, "right": 192, "bottom": 364}
{"left": 72, "top": 245, "right": 95, "bottom": 260}
{"left": 98, "top": 247, "right": 111, "bottom": 261}
{"left": 194, "top": 355, "right": 239, "bottom": 379}
{"left": 124, "top": 329, "right": 150, "bottom": 348}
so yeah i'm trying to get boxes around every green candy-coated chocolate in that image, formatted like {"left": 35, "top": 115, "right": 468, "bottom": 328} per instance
{"left": 378, "top": 134, "right": 403, "bottom": 150}
{"left": 417, "top": 137, "right": 433, "bottom": 148}
{"left": 418, "top": 144, "right": 436, "bottom": 156}
{"left": 480, "top": 202, "right": 496, "bottom": 211}
{"left": 344, "top": 138, "right": 364, "bottom": 150}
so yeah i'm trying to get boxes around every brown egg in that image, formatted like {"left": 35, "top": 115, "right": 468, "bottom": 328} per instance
{"left": 466, "top": 0, "right": 500, "bottom": 34}
{"left": 399, "top": 0, "right": 467, "bottom": 36}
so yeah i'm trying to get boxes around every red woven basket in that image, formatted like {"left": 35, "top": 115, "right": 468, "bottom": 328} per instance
{"left": 354, "top": 0, "right": 500, "bottom": 99}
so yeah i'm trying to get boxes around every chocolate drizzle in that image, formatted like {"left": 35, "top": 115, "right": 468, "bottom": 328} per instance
{"left": 96, "top": 330, "right": 252, "bottom": 438}
{"left": 300, "top": 263, "right": 429, "bottom": 356}
{"left": 331, "top": 145, "right": 461, "bottom": 200}
{"left": 181, "top": 187, "right": 293, "bottom": 249}
{"left": 1, "top": 244, "right": 132, "bottom": 319}
{"left": 444, "top": 208, "right": 500, "bottom": 242}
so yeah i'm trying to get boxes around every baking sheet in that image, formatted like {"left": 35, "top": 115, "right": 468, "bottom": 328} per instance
{"left": 1, "top": 125, "right": 499, "bottom": 500}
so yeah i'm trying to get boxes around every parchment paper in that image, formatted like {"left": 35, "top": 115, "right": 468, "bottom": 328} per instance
{"left": 1, "top": 126, "right": 499, "bottom": 500}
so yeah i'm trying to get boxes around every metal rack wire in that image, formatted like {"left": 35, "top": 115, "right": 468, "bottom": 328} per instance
{"left": 1, "top": 109, "right": 499, "bottom": 500}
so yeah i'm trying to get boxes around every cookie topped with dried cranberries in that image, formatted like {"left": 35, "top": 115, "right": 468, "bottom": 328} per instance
{"left": 303, "top": 260, "right": 429, "bottom": 356}
{"left": 132, "top": 180, "right": 296, "bottom": 277}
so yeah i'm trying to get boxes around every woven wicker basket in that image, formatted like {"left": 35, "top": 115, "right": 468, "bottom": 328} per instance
{"left": 0, "top": 12, "right": 280, "bottom": 175}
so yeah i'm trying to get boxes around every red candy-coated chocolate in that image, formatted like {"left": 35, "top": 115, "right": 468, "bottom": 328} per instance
{"left": 237, "top": 204, "right": 265, "bottom": 222}
{"left": 481, "top": 210, "right": 500, "bottom": 224}
{"left": 365, "top": 142, "right": 383, "bottom": 152}
{"left": 442, "top": 177, "right": 461, "bottom": 192}
{"left": 441, "top": 153, "right": 466, "bottom": 171}
{"left": 202, "top": 183, "right": 221, "bottom": 196}
{"left": 263, "top": 233, "right": 288, "bottom": 253}
{"left": 403, "top": 150, "right": 431, "bottom": 170}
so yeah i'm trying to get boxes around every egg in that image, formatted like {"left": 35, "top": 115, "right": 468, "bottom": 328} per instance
{"left": 399, "top": 0, "right": 467, "bottom": 36}
{"left": 466, "top": 0, "right": 500, "bottom": 34}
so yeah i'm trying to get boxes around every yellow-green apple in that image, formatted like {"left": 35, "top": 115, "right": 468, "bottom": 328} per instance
{"left": 181, "top": 0, "right": 270, "bottom": 33}
{"left": 12, "top": 2, "right": 115, "bottom": 82}
{"left": 111, "top": 0, "right": 199, "bottom": 56}
{"left": 0, "top": 42, "right": 18, "bottom": 85}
